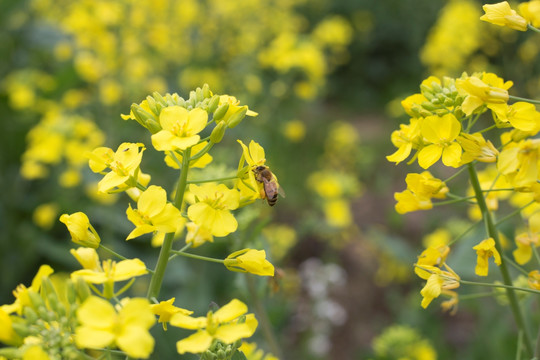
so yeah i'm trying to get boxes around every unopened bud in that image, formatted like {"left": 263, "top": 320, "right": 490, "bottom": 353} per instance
{"left": 226, "top": 107, "right": 247, "bottom": 128}
{"left": 145, "top": 119, "right": 162, "bottom": 134}
{"left": 210, "top": 121, "right": 227, "bottom": 144}
{"left": 213, "top": 103, "right": 229, "bottom": 121}
{"left": 202, "top": 84, "right": 211, "bottom": 98}
{"left": 23, "top": 306, "right": 38, "bottom": 324}
{"left": 152, "top": 92, "right": 167, "bottom": 106}
{"left": 75, "top": 278, "right": 91, "bottom": 302}
{"left": 207, "top": 95, "right": 220, "bottom": 113}
{"left": 196, "top": 87, "right": 204, "bottom": 102}
{"left": 146, "top": 96, "right": 159, "bottom": 116}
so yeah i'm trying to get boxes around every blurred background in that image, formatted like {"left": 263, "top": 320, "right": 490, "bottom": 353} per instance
{"left": 2, "top": 0, "right": 540, "bottom": 358}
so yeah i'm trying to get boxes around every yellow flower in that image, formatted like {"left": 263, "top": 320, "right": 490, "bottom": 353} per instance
{"left": 217, "top": 95, "right": 258, "bottom": 128}
{"left": 75, "top": 296, "right": 155, "bottom": 359}
{"left": 498, "top": 138, "right": 540, "bottom": 188}
{"left": 224, "top": 249, "right": 275, "bottom": 276}
{"left": 415, "top": 245, "right": 450, "bottom": 279}
{"left": 59, "top": 212, "right": 101, "bottom": 248}
{"left": 151, "top": 106, "right": 207, "bottom": 151}
{"left": 33, "top": 202, "right": 59, "bottom": 230}
{"left": 394, "top": 172, "right": 448, "bottom": 214}
{"left": 528, "top": 270, "right": 540, "bottom": 290}
{"left": 324, "top": 199, "right": 352, "bottom": 228}
{"left": 151, "top": 298, "right": 193, "bottom": 330}
{"left": 126, "top": 185, "right": 185, "bottom": 240}
{"left": 418, "top": 113, "right": 462, "bottom": 169}
{"left": 513, "top": 232, "right": 539, "bottom": 265}
{"left": 23, "top": 346, "right": 50, "bottom": 360}
{"left": 187, "top": 183, "right": 240, "bottom": 237}
{"left": 457, "top": 132, "right": 499, "bottom": 164}
{"left": 6, "top": 264, "right": 54, "bottom": 315}
{"left": 490, "top": 102, "right": 540, "bottom": 132}
{"left": 387, "top": 118, "right": 423, "bottom": 165}
{"left": 456, "top": 74, "right": 511, "bottom": 116}
{"left": 472, "top": 238, "right": 502, "bottom": 276}
{"left": 170, "top": 299, "right": 258, "bottom": 355}
{"left": 519, "top": 0, "right": 540, "bottom": 27}
{"left": 70, "top": 248, "right": 147, "bottom": 297}
{"left": 87, "top": 143, "right": 145, "bottom": 193}
{"left": 417, "top": 265, "right": 460, "bottom": 309}
{"left": 185, "top": 222, "right": 214, "bottom": 248}
{"left": 0, "top": 308, "right": 16, "bottom": 345}
{"left": 480, "top": 1, "right": 527, "bottom": 31}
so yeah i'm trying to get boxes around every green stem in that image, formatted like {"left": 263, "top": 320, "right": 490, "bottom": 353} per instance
{"left": 494, "top": 200, "right": 535, "bottom": 227}
{"left": 458, "top": 291, "right": 496, "bottom": 301}
{"left": 146, "top": 147, "right": 192, "bottom": 300}
{"left": 99, "top": 244, "right": 127, "bottom": 261}
{"left": 468, "top": 163, "right": 533, "bottom": 357}
{"left": 458, "top": 279, "right": 540, "bottom": 296}
{"left": 528, "top": 24, "right": 540, "bottom": 33}
{"left": 433, "top": 196, "right": 476, "bottom": 206}
{"left": 169, "top": 250, "right": 224, "bottom": 264}
{"left": 442, "top": 166, "right": 469, "bottom": 183}
{"left": 509, "top": 95, "right": 540, "bottom": 105}
{"left": 187, "top": 175, "right": 238, "bottom": 184}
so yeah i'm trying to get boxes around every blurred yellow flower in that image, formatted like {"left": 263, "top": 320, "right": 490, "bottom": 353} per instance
{"left": 60, "top": 212, "right": 101, "bottom": 248}
{"left": 75, "top": 296, "right": 155, "bottom": 358}
{"left": 224, "top": 249, "right": 275, "bottom": 276}
{"left": 171, "top": 299, "right": 258, "bottom": 355}
{"left": 33, "top": 202, "right": 59, "bottom": 230}
{"left": 473, "top": 238, "right": 501, "bottom": 276}
{"left": 185, "top": 222, "right": 214, "bottom": 248}
{"left": 480, "top": 1, "right": 527, "bottom": 31}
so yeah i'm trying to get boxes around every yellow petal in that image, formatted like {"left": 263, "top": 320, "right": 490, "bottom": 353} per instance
{"left": 187, "top": 108, "right": 208, "bottom": 135}
{"left": 151, "top": 130, "right": 177, "bottom": 151}
{"left": 176, "top": 330, "right": 213, "bottom": 354}
{"left": 214, "top": 323, "right": 256, "bottom": 343}
{"left": 214, "top": 299, "right": 248, "bottom": 323}
{"left": 418, "top": 144, "right": 442, "bottom": 169}
{"left": 113, "top": 259, "right": 148, "bottom": 281}
{"left": 169, "top": 313, "right": 207, "bottom": 329}
{"left": 75, "top": 326, "right": 115, "bottom": 350}
{"left": 138, "top": 186, "right": 167, "bottom": 218}
{"left": 441, "top": 142, "right": 462, "bottom": 167}
{"left": 77, "top": 296, "right": 116, "bottom": 330}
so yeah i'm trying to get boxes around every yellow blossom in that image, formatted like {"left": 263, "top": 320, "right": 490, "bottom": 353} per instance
{"left": 456, "top": 74, "right": 512, "bottom": 116}
{"left": 23, "top": 346, "right": 50, "bottom": 360}
{"left": 33, "top": 203, "right": 59, "bottom": 230}
{"left": 418, "top": 113, "right": 462, "bottom": 169}
{"left": 151, "top": 106, "right": 207, "bottom": 151}
{"left": 387, "top": 118, "right": 423, "bottom": 165}
{"left": 513, "top": 232, "right": 539, "bottom": 265}
{"left": 394, "top": 172, "right": 448, "bottom": 214}
{"left": 164, "top": 141, "right": 213, "bottom": 169}
{"left": 457, "top": 132, "right": 499, "bottom": 164}
{"left": 472, "top": 238, "right": 502, "bottom": 276}
{"left": 418, "top": 265, "right": 460, "bottom": 309}
{"left": 490, "top": 102, "right": 540, "bottom": 132}
{"left": 75, "top": 296, "right": 155, "bottom": 358}
{"left": 224, "top": 249, "right": 275, "bottom": 276}
{"left": 519, "top": 0, "right": 540, "bottom": 27}
{"left": 60, "top": 212, "right": 101, "bottom": 248}
{"left": 170, "top": 299, "right": 258, "bottom": 355}
{"left": 151, "top": 298, "right": 193, "bottom": 330}
{"left": 126, "top": 185, "right": 185, "bottom": 240}
{"left": 480, "top": 1, "right": 527, "bottom": 31}
{"left": 6, "top": 264, "right": 54, "bottom": 315}
{"left": 187, "top": 183, "right": 240, "bottom": 237}
{"left": 87, "top": 143, "right": 145, "bottom": 193}
{"left": 528, "top": 270, "right": 540, "bottom": 290}
{"left": 415, "top": 245, "right": 450, "bottom": 279}
{"left": 185, "top": 222, "right": 214, "bottom": 248}
{"left": 498, "top": 138, "right": 540, "bottom": 188}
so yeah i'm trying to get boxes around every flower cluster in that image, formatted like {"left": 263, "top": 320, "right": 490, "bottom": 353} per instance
{"left": 0, "top": 86, "right": 280, "bottom": 358}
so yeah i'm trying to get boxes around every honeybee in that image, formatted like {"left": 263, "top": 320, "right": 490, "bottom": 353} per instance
{"left": 252, "top": 165, "right": 283, "bottom": 206}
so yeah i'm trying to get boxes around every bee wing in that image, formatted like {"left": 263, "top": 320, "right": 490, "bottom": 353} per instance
{"left": 269, "top": 173, "right": 286, "bottom": 198}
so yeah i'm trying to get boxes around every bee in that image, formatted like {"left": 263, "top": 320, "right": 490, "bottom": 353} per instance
{"left": 252, "top": 165, "right": 283, "bottom": 206}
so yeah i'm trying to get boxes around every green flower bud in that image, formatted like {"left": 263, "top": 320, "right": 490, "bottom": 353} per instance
{"left": 28, "top": 291, "right": 44, "bottom": 310}
{"left": 145, "top": 119, "right": 162, "bottom": 134}
{"left": 213, "top": 103, "right": 229, "bottom": 121}
{"left": 207, "top": 95, "right": 220, "bottom": 113}
{"left": 146, "top": 96, "right": 159, "bottom": 116}
{"left": 23, "top": 306, "right": 39, "bottom": 324}
{"left": 152, "top": 91, "right": 167, "bottom": 106}
{"left": 226, "top": 107, "right": 247, "bottom": 128}
{"left": 443, "top": 97, "right": 454, "bottom": 107}
{"left": 66, "top": 280, "right": 77, "bottom": 305}
{"left": 210, "top": 121, "right": 227, "bottom": 143}
{"left": 132, "top": 104, "right": 158, "bottom": 130}
{"left": 419, "top": 109, "right": 433, "bottom": 117}
{"left": 196, "top": 87, "right": 204, "bottom": 102}
{"left": 75, "top": 278, "right": 91, "bottom": 302}
{"left": 202, "top": 83, "right": 211, "bottom": 98}
{"left": 0, "top": 347, "right": 22, "bottom": 358}
{"left": 420, "top": 101, "right": 438, "bottom": 111}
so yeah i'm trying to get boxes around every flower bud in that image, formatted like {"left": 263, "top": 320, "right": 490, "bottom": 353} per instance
{"left": 210, "top": 121, "right": 227, "bottom": 144}
{"left": 226, "top": 107, "right": 248, "bottom": 128}
{"left": 207, "top": 95, "right": 220, "bottom": 113}
{"left": 145, "top": 118, "right": 162, "bottom": 134}
{"left": 213, "top": 103, "right": 229, "bottom": 121}
{"left": 152, "top": 91, "right": 167, "bottom": 106}
{"left": 196, "top": 87, "right": 204, "bottom": 102}
{"left": 146, "top": 96, "right": 159, "bottom": 116}
{"left": 74, "top": 277, "right": 91, "bottom": 302}
{"left": 66, "top": 280, "right": 77, "bottom": 305}
{"left": 202, "top": 83, "right": 211, "bottom": 98}
{"left": 23, "top": 306, "right": 38, "bottom": 324}
{"left": 60, "top": 212, "right": 101, "bottom": 248}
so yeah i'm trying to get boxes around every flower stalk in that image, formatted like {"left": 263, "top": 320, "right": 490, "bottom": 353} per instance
{"left": 147, "top": 147, "right": 192, "bottom": 300}
{"left": 468, "top": 163, "right": 533, "bottom": 357}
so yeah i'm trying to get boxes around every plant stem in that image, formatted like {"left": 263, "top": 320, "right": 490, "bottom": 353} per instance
{"left": 147, "top": 147, "right": 192, "bottom": 300}
{"left": 468, "top": 163, "right": 533, "bottom": 357}
{"left": 509, "top": 95, "right": 540, "bottom": 105}
{"left": 458, "top": 279, "right": 540, "bottom": 296}
{"left": 187, "top": 175, "right": 238, "bottom": 184}
{"left": 169, "top": 250, "right": 224, "bottom": 264}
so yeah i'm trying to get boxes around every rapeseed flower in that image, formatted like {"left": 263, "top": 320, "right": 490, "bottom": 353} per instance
{"left": 418, "top": 113, "right": 462, "bottom": 169}
{"left": 126, "top": 185, "right": 184, "bottom": 240}
{"left": 170, "top": 299, "right": 258, "bottom": 354}
{"left": 151, "top": 106, "right": 207, "bottom": 151}
{"left": 187, "top": 184, "right": 240, "bottom": 237}
{"left": 473, "top": 238, "right": 501, "bottom": 276}
{"left": 490, "top": 102, "right": 540, "bottom": 132}
{"left": 75, "top": 296, "right": 155, "bottom": 358}
{"left": 456, "top": 73, "right": 512, "bottom": 116}
{"left": 387, "top": 118, "right": 423, "bottom": 165}
{"left": 185, "top": 222, "right": 214, "bottom": 248}
{"left": 519, "top": 1, "right": 540, "bottom": 28}
{"left": 88, "top": 142, "right": 145, "bottom": 193}
{"left": 59, "top": 212, "right": 100, "bottom": 248}
{"left": 394, "top": 172, "right": 448, "bottom": 214}
{"left": 224, "top": 249, "right": 275, "bottom": 276}
{"left": 480, "top": 1, "right": 527, "bottom": 31}
{"left": 498, "top": 138, "right": 540, "bottom": 188}
{"left": 457, "top": 132, "right": 498, "bottom": 164}
{"left": 417, "top": 265, "right": 460, "bottom": 309}
{"left": 151, "top": 297, "right": 193, "bottom": 330}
